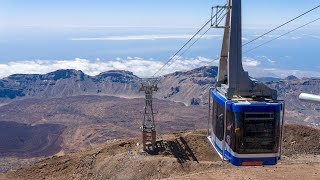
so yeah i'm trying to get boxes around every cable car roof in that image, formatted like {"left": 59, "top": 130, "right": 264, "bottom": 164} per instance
{"left": 212, "top": 89, "right": 282, "bottom": 113}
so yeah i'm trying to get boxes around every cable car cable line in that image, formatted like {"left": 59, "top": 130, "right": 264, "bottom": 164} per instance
{"left": 204, "top": 14, "right": 318, "bottom": 67}
{"left": 151, "top": 21, "right": 211, "bottom": 78}
{"left": 243, "top": 4, "right": 320, "bottom": 47}
{"left": 243, "top": 17, "right": 320, "bottom": 54}
{"left": 151, "top": 5, "right": 227, "bottom": 78}
{"left": 202, "top": 16, "right": 320, "bottom": 67}
{"left": 154, "top": 26, "right": 212, "bottom": 81}
{"left": 154, "top": 12, "right": 230, "bottom": 79}
{"left": 151, "top": 4, "right": 320, "bottom": 81}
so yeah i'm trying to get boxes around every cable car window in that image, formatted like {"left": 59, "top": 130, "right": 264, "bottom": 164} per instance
{"left": 211, "top": 101, "right": 217, "bottom": 135}
{"left": 226, "top": 111, "right": 235, "bottom": 150}
{"left": 237, "top": 113, "right": 279, "bottom": 154}
{"left": 215, "top": 103, "right": 224, "bottom": 141}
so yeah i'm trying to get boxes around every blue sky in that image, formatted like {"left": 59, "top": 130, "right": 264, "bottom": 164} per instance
{"left": 1, "top": 0, "right": 320, "bottom": 28}
{"left": 0, "top": 0, "right": 319, "bottom": 78}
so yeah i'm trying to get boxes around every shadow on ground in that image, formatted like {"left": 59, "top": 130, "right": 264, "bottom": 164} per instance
{"left": 144, "top": 137, "right": 199, "bottom": 167}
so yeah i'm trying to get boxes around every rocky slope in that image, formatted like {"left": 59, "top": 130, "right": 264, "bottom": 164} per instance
{"left": 156, "top": 66, "right": 217, "bottom": 105}
{"left": 0, "top": 125, "right": 319, "bottom": 180}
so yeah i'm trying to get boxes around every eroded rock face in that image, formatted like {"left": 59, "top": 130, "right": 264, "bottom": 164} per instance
{"left": 157, "top": 66, "right": 218, "bottom": 105}
{"left": 97, "top": 70, "right": 136, "bottom": 83}
{"left": 171, "top": 66, "right": 218, "bottom": 77}
{"left": 0, "top": 89, "right": 25, "bottom": 99}
{"left": 0, "top": 69, "right": 141, "bottom": 99}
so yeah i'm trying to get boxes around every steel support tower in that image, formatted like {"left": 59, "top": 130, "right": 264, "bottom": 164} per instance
{"left": 140, "top": 79, "right": 158, "bottom": 151}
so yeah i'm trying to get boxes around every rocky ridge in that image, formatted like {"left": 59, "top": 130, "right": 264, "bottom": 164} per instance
{"left": 1, "top": 66, "right": 318, "bottom": 127}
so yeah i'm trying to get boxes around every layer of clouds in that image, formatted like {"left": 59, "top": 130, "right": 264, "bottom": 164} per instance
{"left": 70, "top": 34, "right": 222, "bottom": 41}
{"left": 0, "top": 57, "right": 213, "bottom": 78}
{"left": 0, "top": 57, "right": 319, "bottom": 79}
{"left": 243, "top": 58, "right": 261, "bottom": 67}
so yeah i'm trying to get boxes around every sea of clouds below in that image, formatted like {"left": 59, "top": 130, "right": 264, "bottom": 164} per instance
{"left": 0, "top": 56, "right": 319, "bottom": 79}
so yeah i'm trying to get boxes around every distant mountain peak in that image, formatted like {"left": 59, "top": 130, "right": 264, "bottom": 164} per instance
{"left": 166, "top": 66, "right": 218, "bottom": 78}
{"left": 97, "top": 70, "right": 136, "bottom": 77}
{"left": 95, "top": 70, "right": 139, "bottom": 85}
{"left": 47, "top": 69, "right": 85, "bottom": 80}
{"left": 285, "top": 75, "right": 299, "bottom": 81}
{"left": 6, "top": 69, "right": 85, "bottom": 81}
{"left": 49, "top": 69, "right": 84, "bottom": 75}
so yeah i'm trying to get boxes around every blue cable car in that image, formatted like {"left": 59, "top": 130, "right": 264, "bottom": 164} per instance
{"left": 207, "top": 0, "right": 285, "bottom": 166}
{"left": 208, "top": 89, "right": 284, "bottom": 166}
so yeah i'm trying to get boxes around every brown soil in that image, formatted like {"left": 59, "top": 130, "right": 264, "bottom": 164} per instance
{"left": 283, "top": 124, "right": 320, "bottom": 156}
{"left": 0, "top": 121, "right": 65, "bottom": 158}
{"left": 0, "top": 125, "right": 319, "bottom": 180}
